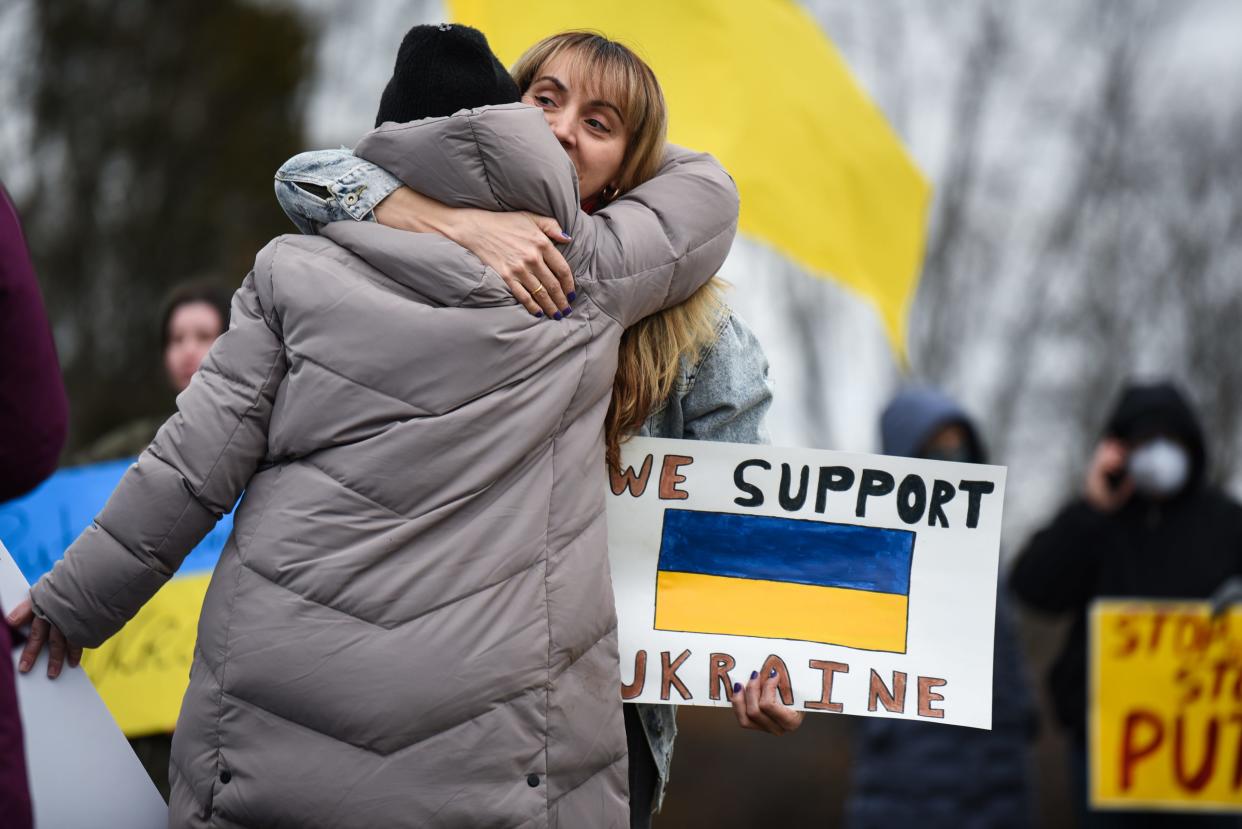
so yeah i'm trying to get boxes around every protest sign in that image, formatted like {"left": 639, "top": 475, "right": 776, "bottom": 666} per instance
{"left": 1, "top": 539, "right": 167, "bottom": 828}
{"left": 1090, "top": 600, "right": 1242, "bottom": 812}
{"left": 0, "top": 459, "right": 232, "bottom": 735}
{"left": 606, "top": 437, "right": 1006, "bottom": 729}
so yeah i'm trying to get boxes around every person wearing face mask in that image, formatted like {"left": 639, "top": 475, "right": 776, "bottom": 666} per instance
{"left": 846, "top": 387, "right": 1037, "bottom": 829}
{"left": 1011, "top": 380, "right": 1242, "bottom": 826}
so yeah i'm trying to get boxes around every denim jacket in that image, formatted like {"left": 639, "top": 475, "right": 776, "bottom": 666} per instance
{"left": 274, "top": 149, "right": 772, "bottom": 811}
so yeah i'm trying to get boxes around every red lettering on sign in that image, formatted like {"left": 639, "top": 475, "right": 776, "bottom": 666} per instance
{"left": 1114, "top": 613, "right": 1140, "bottom": 658}
{"left": 1148, "top": 613, "right": 1169, "bottom": 652}
{"left": 759, "top": 654, "right": 794, "bottom": 705}
{"left": 708, "top": 652, "right": 736, "bottom": 701}
{"left": 1173, "top": 715, "right": 1218, "bottom": 792}
{"left": 805, "top": 660, "right": 848, "bottom": 713}
{"left": 658, "top": 455, "right": 694, "bottom": 500}
{"left": 661, "top": 650, "right": 692, "bottom": 701}
{"left": 1120, "top": 709, "right": 1164, "bottom": 791}
{"left": 621, "top": 650, "right": 647, "bottom": 700}
{"left": 867, "top": 669, "right": 907, "bottom": 714}
{"left": 917, "top": 677, "right": 947, "bottom": 719}
{"left": 609, "top": 454, "right": 653, "bottom": 497}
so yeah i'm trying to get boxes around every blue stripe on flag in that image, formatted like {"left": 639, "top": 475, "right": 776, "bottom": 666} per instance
{"left": 657, "top": 509, "right": 914, "bottom": 595}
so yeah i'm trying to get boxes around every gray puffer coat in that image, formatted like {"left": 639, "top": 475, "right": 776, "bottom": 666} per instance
{"left": 29, "top": 103, "right": 738, "bottom": 828}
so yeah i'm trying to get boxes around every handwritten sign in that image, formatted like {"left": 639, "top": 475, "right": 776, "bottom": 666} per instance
{"left": 1, "top": 540, "right": 167, "bottom": 828}
{"left": 0, "top": 459, "right": 232, "bottom": 735}
{"left": 1091, "top": 600, "right": 1242, "bottom": 812}
{"left": 606, "top": 437, "right": 1006, "bottom": 729}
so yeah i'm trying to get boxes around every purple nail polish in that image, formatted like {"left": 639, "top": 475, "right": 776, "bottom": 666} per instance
{"left": 567, "top": 291, "right": 577, "bottom": 302}
{"left": 732, "top": 682, "right": 742, "bottom": 695}
{"left": 563, "top": 308, "right": 573, "bottom": 317}
{"left": 553, "top": 311, "right": 563, "bottom": 321}
{"left": 750, "top": 671, "right": 758, "bottom": 680}
{"left": 534, "top": 311, "right": 543, "bottom": 318}
{"left": 769, "top": 668, "right": 778, "bottom": 679}
{"left": 560, "top": 232, "right": 572, "bottom": 241}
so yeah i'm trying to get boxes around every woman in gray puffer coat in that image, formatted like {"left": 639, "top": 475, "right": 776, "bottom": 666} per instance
{"left": 19, "top": 102, "right": 737, "bottom": 828}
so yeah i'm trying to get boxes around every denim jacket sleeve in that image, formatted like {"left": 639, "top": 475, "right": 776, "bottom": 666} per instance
{"left": 273, "top": 149, "right": 402, "bottom": 235}
{"left": 682, "top": 312, "right": 772, "bottom": 444}
{"left": 634, "top": 308, "right": 771, "bottom": 814}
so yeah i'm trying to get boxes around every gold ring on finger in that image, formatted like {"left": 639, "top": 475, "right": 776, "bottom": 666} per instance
{"left": 530, "top": 284, "right": 546, "bottom": 297}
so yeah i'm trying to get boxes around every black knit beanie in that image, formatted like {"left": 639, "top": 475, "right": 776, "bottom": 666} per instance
{"left": 375, "top": 23, "right": 520, "bottom": 127}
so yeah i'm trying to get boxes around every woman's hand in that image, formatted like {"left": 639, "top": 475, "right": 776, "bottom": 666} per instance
{"left": 5, "top": 597, "right": 82, "bottom": 679}
{"left": 730, "top": 668, "right": 805, "bottom": 735}
{"left": 374, "top": 187, "right": 576, "bottom": 319}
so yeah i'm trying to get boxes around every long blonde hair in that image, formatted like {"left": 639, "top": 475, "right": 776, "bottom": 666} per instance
{"left": 512, "top": 32, "right": 727, "bottom": 470}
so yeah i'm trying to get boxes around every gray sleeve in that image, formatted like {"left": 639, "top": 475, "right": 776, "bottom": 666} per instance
{"left": 274, "top": 149, "right": 402, "bottom": 235}
{"left": 680, "top": 312, "right": 772, "bottom": 445}
{"left": 29, "top": 245, "right": 289, "bottom": 647}
{"left": 354, "top": 105, "right": 739, "bottom": 328}
{"left": 580, "top": 146, "right": 740, "bottom": 328}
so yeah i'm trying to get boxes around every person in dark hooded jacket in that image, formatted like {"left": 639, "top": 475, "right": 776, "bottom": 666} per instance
{"left": 1011, "top": 380, "right": 1242, "bottom": 826}
{"left": 846, "top": 386, "right": 1036, "bottom": 829}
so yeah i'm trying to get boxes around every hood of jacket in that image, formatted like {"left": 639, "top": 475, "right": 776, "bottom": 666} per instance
{"left": 879, "top": 386, "right": 985, "bottom": 462}
{"left": 320, "top": 103, "right": 579, "bottom": 309}
{"left": 1105, "top": 380, "right": 1208, "bottom": 490}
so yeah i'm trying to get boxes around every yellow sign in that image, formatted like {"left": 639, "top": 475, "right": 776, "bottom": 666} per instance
{"left": 449, "top": 0, "right": 931, "bottom": 359}
{"left": 81, "top": 574, "right": 211, "bottom": 736}
{"left": 1091, "top": 600, "right": 1242, "bottom": 812}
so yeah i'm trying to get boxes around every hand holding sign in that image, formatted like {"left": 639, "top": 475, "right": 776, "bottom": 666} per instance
{"left": 7, "top": 597, "right": 82, "bottom": 678}
{"left": 607, "top": 437, "right": 1006, "bottom": 729}
{"left": 0, "top": 540, "right": 167, "bottom": 827}
{"left": 731, "top": 668, "right": 805, "bottom": 735}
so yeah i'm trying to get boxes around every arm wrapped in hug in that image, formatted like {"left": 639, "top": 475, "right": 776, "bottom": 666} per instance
{"left": 352, "top": 103, "right": 740, "bottom": 326}
{"left": 29, "top": 251, "right": 289, "bottom": 647}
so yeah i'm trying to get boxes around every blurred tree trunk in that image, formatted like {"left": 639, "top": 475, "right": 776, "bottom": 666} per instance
{"left": 18, "top": 1, "right": 314, "bottom": 454}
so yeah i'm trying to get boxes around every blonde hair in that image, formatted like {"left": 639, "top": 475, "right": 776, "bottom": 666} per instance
{"left": 512, "top": 31, "right": 727, "bottom": 470}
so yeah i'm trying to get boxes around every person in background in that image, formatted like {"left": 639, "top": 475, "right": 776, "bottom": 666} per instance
{"left": 846, "top": 386, "right": 1036, "bottom": 829}
{"left": 0, "top": 617, "right": 31, "bottom": 829}
{"left": 1011, "top": 380, "right": 1242, "bottom": 827}
{"left": 0, "top": 184, "right": 68, "bottom": 503}
{"left": 75, "top": 280, "right": 230, "bottom": 465}
{"left": 0, "top": 180, "right": 51, "bottom": 829}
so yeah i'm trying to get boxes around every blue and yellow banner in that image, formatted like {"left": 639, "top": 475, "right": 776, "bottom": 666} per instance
{"left": 0, "top": 460, "right": 230, "bottom": 736}
{"left": 654, "top": 509, "right": 914, "bottom": 653}
{"left": 450, "top": 0, "right": 931, "bottom": 358}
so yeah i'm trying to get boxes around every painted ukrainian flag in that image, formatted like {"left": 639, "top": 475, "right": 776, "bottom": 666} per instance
{"left": 654, "top": 510, "right": 915, "bottom": 653}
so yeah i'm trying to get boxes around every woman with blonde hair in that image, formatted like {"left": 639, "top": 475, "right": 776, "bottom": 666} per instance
{"left": 15, "top": 22, "right": 754, "bottom": 827}
{"left": 274, "top": 27, "right": 801, "bottom": 825}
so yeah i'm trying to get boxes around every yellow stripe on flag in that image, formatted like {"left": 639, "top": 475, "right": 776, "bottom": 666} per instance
{"left": 449, "top": 0, "right": 931, "bottom": 358}
{"left": 655, "top": 570, "right": 908, "bottom": 652}
{"left": 81, "top": 574, "right": 212, "bottom": 736}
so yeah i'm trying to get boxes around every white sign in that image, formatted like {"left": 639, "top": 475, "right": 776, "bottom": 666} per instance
{"left": 0, "top": 540, "right": 167, "bottom": 829}
{"left": 606, "top": 437, "right": 1006, "bottom": 730}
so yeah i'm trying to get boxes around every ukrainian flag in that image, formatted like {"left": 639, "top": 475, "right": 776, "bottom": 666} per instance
{"left": 450, "top": 0, "right": 931, "bottom": 359}
{"left": 654, "top": 510, "right": 915, "bottom": 653}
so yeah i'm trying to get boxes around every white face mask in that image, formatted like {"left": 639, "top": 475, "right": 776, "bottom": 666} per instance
{"left": 1128, "top": 438, "right": 1190, "bottom": 498}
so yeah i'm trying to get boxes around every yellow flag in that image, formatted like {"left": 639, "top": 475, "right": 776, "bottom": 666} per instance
{"left": 449, "top": 0, "right": 930, "bottom": 357}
